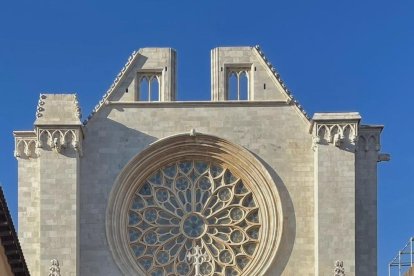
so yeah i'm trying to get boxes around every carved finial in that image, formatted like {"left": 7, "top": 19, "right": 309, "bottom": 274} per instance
{"left": 187, "top": 245, "right": 210, "bottom": 276}
{"left": 48, "top": 259, "right": 61, "bottom": 276}
{"left": 334, "top": 260, "right": 345, "bottom": 276}
{"left": 189, "top": 128, "right": 197, "bottom": 137}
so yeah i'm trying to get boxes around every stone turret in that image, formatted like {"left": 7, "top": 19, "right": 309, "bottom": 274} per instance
{"left": 14, "top": 94, "right": 83, "bottom": 276}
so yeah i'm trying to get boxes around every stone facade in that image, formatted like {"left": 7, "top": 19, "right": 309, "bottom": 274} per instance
{"left": 13, "top": 46, "right": 388, "bottom": 276}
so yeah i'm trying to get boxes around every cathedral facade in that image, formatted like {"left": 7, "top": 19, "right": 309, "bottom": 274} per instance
{"left": 13, "top": 46, "right": 387, "bottom": 276}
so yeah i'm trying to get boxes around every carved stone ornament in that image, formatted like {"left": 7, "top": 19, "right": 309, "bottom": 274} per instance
{"left": 37, "top": 128, "right": 82, "bottom": 155}
{"left": 312, "top": 122, "right": 358, "bottom": 150}
{"left": 14, "top": 138, "right": 38, "bottom": 158}
{"left": 107, "top": 133, "right": 283, "bottom": 276}
{"left": 48, "top": 259, "right": 61, "bottom": 276}
{"left": 357, "top": 133, "right": 380, "bottom": 152}
{"left": 334, "top": 260, "right": 345, "bottom": 276}
{"left": 14, "top": 128, "right": 83, "bottom": 158}
{"left": 187, "top": 245, "right": 210, "bottom": 276}
{"left": 35, "top": 94, "right": 46, "bottom": 118}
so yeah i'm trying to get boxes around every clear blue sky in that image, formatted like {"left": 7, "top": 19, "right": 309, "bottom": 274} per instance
{"left": 0, "top": 0, "right": 413, "bottom": 274}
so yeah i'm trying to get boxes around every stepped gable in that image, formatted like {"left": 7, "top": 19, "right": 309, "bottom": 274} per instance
{"left": 35, "top": 94, "right": 82, "bottom": 126}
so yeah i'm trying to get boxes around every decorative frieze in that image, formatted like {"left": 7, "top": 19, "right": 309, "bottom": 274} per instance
{"left": 311, "top": 113, "right": 361, "bottom": 150}
{"left": 357, "top": 133, "right": 380, "bottom": 152}
{"left": 37, "top": 128, "right": 82, "bottom": 155}
{"left": 357, "top": 125, "right": 383, "bottom": 152}
{"left": 14, "top": 127, "right": 83, "bottom": 158}
{"left": 14, "top": 137, "right": 38, "bottom": 158}
{"left": 357, "top": 125, "right": 390, "bottom": 162}
{"left": 13, "top": 131, "right": 37, "bottom": 158}
{"left": 314, "top": 123, "right": 358, "bottom": 146}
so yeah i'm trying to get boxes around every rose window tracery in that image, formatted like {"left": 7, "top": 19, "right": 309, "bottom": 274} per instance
{"left": 127, "top": 160, "right": 261, "bottom": 276}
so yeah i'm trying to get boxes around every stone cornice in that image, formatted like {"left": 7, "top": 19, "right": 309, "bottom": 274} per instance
{"left": 105, "top": 100, "right": 291, "bottom": 108}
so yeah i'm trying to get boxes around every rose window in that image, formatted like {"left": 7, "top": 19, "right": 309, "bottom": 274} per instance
{"left": 127, "top": 160, "right": 261, "bottom": 276}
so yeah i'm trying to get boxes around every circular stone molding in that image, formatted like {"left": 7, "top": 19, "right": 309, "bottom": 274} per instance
{"left": 106, "top": 133, "right": 283, "bottom": 276}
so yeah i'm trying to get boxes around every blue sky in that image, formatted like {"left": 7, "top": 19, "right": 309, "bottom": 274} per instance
{"left": 0, "top": 0, "right": 413, "bottom": 274}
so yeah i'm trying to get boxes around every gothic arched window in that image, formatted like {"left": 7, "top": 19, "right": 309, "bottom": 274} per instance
{"left": 227, "top": 69, "right": 249, "bottom": 101}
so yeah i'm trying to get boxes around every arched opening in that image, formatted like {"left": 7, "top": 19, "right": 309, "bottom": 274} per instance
{"left": 228, "top": 72, "right": 238, "bottom": 100}
{"left": 150, "top": 76, "right": 159, "bottom": 102}
{"left": 227, "top": 70, "right": 249, "bottom": 100}
{"left": 139, "top": 77, "right": 149, "bottom": 101}
{"left": 239, "top": 71, "right": 249, "bottom": 100}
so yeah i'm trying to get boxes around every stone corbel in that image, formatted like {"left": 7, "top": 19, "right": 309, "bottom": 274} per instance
{"left": 378, "top": 153, "right": 391, "bottom": 162}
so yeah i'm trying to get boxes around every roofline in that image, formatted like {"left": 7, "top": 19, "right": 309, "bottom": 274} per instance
{"left": 0, "top": 187, "right": 30, "bottom": 275}
{"left": 253, "top": 45, "right": 310, "bottom": 121}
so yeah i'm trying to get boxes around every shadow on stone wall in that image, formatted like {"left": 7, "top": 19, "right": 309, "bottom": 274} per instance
{"left": 252, "top": 152, "right": 296, "bottom": 276}
{"left": 79, "top": 116, "right": 157, "bottom": 275}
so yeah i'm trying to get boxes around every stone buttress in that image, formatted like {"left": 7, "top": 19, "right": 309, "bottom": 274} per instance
{"left": 14, "top": 94, "right": 83, "bottom": 276}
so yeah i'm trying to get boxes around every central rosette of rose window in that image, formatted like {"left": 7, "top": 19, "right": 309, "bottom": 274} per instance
{"left": 182, "top": 213, "right": 206, "bottom": 238}
{"left": 127, "top": 160, "right": 261, "bottom": 276}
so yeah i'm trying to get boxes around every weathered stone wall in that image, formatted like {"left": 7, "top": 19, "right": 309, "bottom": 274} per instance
{"left": 16, "top": 133, "right": 40, "bottom": 274}
{"left": 15, "top": 94, "right": 82, "bottom": 276}
{"left": 355, "top": 126, "right": 383, "bottom": 276}
{"left": 79, "top": 102, "right": 313, "bottom": 275}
